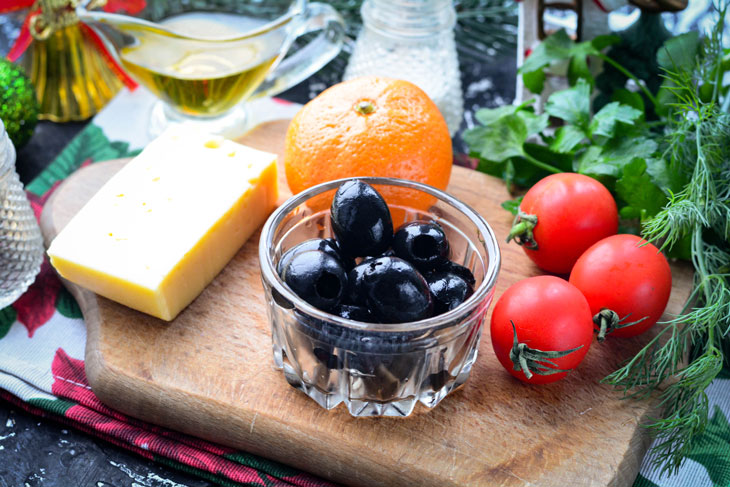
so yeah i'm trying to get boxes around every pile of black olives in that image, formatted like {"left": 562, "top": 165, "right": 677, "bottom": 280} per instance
{"left": 278, "top": 180, "right": 475, "bottom": 323}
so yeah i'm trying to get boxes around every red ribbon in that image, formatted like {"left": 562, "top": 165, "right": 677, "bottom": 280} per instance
{"left": 0, "top": 0, "right": 35, "bottom": 14}
{"left": 6, "top": 8, "right": 35, "bottom": 62}
{"left": 4, "top": 1, "right": 138, "bottom": 90}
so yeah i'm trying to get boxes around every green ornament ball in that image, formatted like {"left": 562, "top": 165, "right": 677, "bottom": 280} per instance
{"left": 0, "top": 59, "right": 39, "bottom": 147}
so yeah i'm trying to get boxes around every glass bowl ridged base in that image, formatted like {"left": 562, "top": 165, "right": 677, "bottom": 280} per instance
{"left": 269, "top": 300, "right": 488, "bottom": 417}
{"left": 259, "top": 177, "right": 500, "bottom": 417}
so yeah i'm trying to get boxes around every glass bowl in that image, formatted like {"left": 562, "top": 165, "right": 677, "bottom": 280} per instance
{"left": 258, "top": 177, "right": 500, "bottom": 417}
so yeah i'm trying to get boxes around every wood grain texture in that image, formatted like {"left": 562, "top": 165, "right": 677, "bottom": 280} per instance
{"left": 40, "top": 120, "right": 693, "bottom": 487}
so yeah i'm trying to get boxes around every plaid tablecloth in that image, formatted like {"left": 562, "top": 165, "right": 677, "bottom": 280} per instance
{"left": 2, "top": 88, "right": 729, "bottom": 487}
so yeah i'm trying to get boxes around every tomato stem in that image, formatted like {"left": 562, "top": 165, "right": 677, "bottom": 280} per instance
{"left": 594, "top": 309, "right": 649, "bottom": 342}
{"left": 509, "top": 320, "right": 584, "bottom": 379}
{"left": 523, "top": 153, "right": 563, "bottom": 174}
{"left": 506, "top": 209, "right": 538, "bottom": 250}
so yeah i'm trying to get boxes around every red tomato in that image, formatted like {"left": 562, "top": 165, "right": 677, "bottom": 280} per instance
{"left": 569, "top": 234, "right": 672, "bottom": 339}
{"left": 490, "top": 276, "right": 594, "bottom": 384}
{"left": 509, "top": 173, "right": 618, "bottom": 274}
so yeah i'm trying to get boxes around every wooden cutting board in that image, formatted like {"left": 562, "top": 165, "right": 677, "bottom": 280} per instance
{"left": 40, "top": 120, "right": 693, "bottom": 487}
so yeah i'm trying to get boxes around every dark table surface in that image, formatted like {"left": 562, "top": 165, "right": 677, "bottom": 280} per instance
{"left": 0, "top": 17, "right": 516, "bottom": 487}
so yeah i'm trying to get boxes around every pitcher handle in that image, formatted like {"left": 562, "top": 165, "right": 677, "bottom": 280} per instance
{"left": 250, "top": 3, "right": 345, "bottom": 100}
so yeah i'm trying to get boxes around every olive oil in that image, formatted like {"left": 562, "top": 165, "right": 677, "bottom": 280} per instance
{"left": 119, "top": 13, "right": 281, "bottom": 117}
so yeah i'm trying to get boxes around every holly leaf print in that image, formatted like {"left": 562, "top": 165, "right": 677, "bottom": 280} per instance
{"left": 685, "top": 405, "right": 730, "bottom": 486}
{"left": 12, "top": 259, "right": 63, "bottom": 337}
{"left": 56, "top": 287, "right": 82, "bottom": 319}
{"left": 0, "top": 306, "right": 16, "bottom": 340}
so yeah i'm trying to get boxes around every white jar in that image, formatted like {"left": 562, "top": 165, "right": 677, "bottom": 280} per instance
{"left": 343, "top": 0, "right": 464, "bottom": 136}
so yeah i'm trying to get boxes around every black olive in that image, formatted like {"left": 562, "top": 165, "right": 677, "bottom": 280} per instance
{"left": 362, "top": 248, "right": 395, "bottom": 262}
{"left": 281, "top": 250, "right": 347, "bottom": 311}
{"left": 392, "top": 221, "right": 450, "bottom": 271}
{"left": 335, "top": 304, "right": 377, "bottom": 322}
{"left": 330, "top": 180, "right": 393, "bottom": 258}
{"left": 345, "top": 262, "right": 370, "bottom": 306}
{"left": 426, "top": 271, "right": 474, "bottom": 315}
{"left": 325, "top": 238, "right": 357, "bottom": 270}
{"left": 434, "top": 261, "right": 476, "bottom": 286}
{"left": 277, "top": 238, "right": 355, "bottom": 276}
{"left": 362, "top": 256, "right": 433, "bottom": 323}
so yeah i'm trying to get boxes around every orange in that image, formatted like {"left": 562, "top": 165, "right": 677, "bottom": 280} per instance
{"left": 284, "top": 77, "right": 453, "bottom": 201}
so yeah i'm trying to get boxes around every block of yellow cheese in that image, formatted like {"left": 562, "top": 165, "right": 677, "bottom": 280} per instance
{"left": 47, "top": 128, "right": 278, "bottom": 321}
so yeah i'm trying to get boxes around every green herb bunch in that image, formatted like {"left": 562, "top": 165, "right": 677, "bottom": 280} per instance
{"left": 464, "top": 4, "right": 730, "bottom": 475}
{"left": 605, "top": 8, "right": 730, "bottom": 473}
{"left": 462, "top": 29, "right": 672, "bottom": 222}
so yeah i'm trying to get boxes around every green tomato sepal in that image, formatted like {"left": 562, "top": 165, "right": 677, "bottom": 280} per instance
{"left": 509, "top": 320, "right": 584, "bottom": 379}
{"left": 593, "top": 309, "right": 649, "bottom": 342}
{"left": 506, "top": 208, "right": 538, "bottom": 250}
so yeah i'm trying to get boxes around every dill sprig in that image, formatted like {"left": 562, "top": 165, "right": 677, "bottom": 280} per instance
{"left": 603, "top": 3, "right": 730, "bottom": 475}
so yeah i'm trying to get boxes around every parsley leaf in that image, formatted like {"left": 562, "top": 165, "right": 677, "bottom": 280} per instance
{"left": 523, "top": 69, "right": 546, "bottom": 94}
{"left": 568, "top": 55, "right": 592, "bottom": 88}
{"left": 549, "top": 125, "right": 586, "bottom": 153}
{"left": 474, "top": 105, "right": 524, "bottom": 125}
{"left": 577, "top": 137, "right": 658, "bottom": 178}
{"left": 616, "top": 158, "right": 667, "bottom": 219}
{"left": 501, "top": 196, "right": 523, "bottom": 216}
{"left": 464, "top": 103, "right": 549, "bottom": 164}
{"left": 589, "top": 102, "right": 643, "bottom": 137}
{"left": 575, "top": 146, "right": 613, "bottom": 177}
{"left": 520, "top": 111, "right": 550, "bottom": 136}
{"left": 518, "top": 30, "right": 620, "bottom": 93}
{"left": 545, "top": 79, "right": 591, "bottom": 128}
{"left": 645, "top": 157, "right": 687, "bottom": 196}
{"left": 465, "top": 114, "right": 527, "bottom": 161}
{"left": 473, "top": 103, "right": 549, "bottom": 137}
{"left": 602, "top": 136, "right": 657, "bottom": 164}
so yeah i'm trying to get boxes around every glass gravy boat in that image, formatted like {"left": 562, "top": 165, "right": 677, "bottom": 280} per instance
{"left": 77, "top": 0, "right": 345, "bottom": 136}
